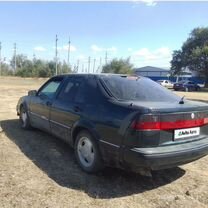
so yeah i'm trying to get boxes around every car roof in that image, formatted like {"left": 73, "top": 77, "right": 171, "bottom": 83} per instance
{"left": 52, "top": 73, "right": 141, "bottom": 79}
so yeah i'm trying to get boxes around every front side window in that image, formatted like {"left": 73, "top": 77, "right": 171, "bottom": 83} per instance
{"left": 38, "top": 79, "right": 62, "bottom": 99}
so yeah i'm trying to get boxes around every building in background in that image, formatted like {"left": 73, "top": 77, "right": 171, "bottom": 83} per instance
{"left": 134, "top": 66, "right": 205, "bottom": 86}
{"left": 134, "top": 66, "right": 170, "bottom": 81}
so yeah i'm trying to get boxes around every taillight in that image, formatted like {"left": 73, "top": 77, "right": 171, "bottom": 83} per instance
{"left": 131, "top": 114, "right": 208, "bottom": 130}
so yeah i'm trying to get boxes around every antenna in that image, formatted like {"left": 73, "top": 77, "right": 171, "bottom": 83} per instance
{"left": 179, "top": 95, "right": 185, "bottom": 104}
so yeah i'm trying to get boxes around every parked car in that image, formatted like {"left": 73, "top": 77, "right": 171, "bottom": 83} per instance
{"left": 16, "top": 74, "right": 208, "bottom": 175}
{"left": 157, "top": 79, "right": 173, "bottom": 88}
{"left": 173, "top": 80, "right": 200, "bottom": 91}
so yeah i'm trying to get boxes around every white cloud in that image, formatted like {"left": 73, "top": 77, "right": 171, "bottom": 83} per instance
{"left": 53, "top": 45, "right": 77, "bottom": 52}
{"left": 34, "top": 46, "right": 46, "bottom": 52}
{"left": 91, "top": 44, "right": 117, "bottom": 53}
{"left": 76, "top": 54, "right": 86, "bottom": 60}
{"left": 63, "top": 45, "right": 77, "bottom": 52}
{"left": 91, "top": 45, "right": 103, "bottom": 52}
{"left": 127, "top": 48, "right": 133, "bottom": 52}
{"left": 108, "top": 46, "right": 117, "bottom": 52}
{"left": 132, "top": 0, "right": 157, "bottom": 7}
{"left": 131, "top": 47, "right": 172, "bottom": 67}
{"left": 141, "top": 0, "right": 157, "bottom": 6}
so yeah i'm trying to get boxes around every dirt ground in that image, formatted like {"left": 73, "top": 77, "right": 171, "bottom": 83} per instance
{"left": 0, "top": 76, "right": 208, "bottom": 208}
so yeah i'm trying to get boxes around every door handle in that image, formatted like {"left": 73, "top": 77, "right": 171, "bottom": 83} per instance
{"left": 74, "top": 106, "right": 82, "bottom": 112}
{"left": 46, "top": 101, "right": 52, "bottom": 106}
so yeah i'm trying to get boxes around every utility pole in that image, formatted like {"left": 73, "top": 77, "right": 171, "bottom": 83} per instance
{"left": 55, "top": 35, "right": 58, "bottom": 75}
{"left": 93, "top": 58, "right": 96, "bottom": 73}
{"left": 0, "top": 42, "right": 1, "bottom": 76}
{"left": 77, "top": 59, "right": 79, "bottom": 73}
{"left": 88, "top": 56, "right": 91, "bottom": 73}
{"left": 82, "top": 64, "right": 84, "bottom": 73}
{"left": 67, "top": 36, "right": 70, "bottom": 68}
{"left": 99, "top": 57, "right": 102, "bottom": 73}
{"left": 14, "top": 43, "right": 17, "bottom": 71}
{"left": 105, "top": 51, "right": 108, "bottom": 65}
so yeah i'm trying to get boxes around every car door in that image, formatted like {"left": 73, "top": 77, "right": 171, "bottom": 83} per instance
{"left": 29, "top": 76, "right": 64, "bottom": 132}
{"left": 50, "top": 76, "right": 85, "bottom": 143}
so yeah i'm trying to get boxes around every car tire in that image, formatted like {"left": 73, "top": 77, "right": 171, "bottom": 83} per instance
{"left": 75, "top": 130, "right": 104, "bottom": 173}
{"left": 19, "top": 106, "right": 31, "bottom": 130}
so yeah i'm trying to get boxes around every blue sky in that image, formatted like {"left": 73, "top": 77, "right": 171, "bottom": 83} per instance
{"left": 0, "top": 1, "right": 208, "bottom": 71}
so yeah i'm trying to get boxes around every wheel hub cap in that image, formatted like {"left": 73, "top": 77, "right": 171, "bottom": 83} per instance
{"left": 77, "top": 137, "right": 94, "bottom": 167}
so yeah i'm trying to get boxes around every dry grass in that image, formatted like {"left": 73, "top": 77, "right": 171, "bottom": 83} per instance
{"left": 0, "top": 76, "right": 208, "bottom": 208}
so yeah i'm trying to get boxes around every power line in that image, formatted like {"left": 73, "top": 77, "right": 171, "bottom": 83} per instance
{"left": 55, "top": 35, "right": 58, "bottom": 75}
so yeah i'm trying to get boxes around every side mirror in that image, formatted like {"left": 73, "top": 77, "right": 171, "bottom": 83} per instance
{"left": 28, "top": 90, "right": 37, "bottom": 96}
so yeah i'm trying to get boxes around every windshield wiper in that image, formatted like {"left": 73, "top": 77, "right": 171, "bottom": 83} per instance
{"left": 179, "top": 95, "right": 185, "bottom": 104}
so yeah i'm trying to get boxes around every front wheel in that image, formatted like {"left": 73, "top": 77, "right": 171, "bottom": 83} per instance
{"left": 19, "top": 106, "right": 31, "bottom": 130}
{"left": 75, "top": 130, "right": 104, "bottom": 173}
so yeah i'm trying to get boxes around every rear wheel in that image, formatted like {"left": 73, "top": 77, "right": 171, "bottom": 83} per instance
{"left": 19, "top": 106, "right": 31, "bottom": 129}
{"left": 74, "top": 130, "right": 104, "bottom": 173}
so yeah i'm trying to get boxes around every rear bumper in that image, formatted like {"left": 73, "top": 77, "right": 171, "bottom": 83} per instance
{"left": 123, "top": 138, "right": 208, "bottom": 171}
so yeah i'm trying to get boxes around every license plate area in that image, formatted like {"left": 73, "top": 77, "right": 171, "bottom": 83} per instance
{"left": 174, "top": 127, "right": 200, "bottom": 140}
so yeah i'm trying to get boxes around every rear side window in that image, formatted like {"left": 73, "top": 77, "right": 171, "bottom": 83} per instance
{"left": 75, "top": 76, "right": 101, "bottom": 104}
{"left": 57, "top": 78, "right": 82, "bottom": 102}
{"left": 100, "top": 75, "right": 180, "bottom": 102}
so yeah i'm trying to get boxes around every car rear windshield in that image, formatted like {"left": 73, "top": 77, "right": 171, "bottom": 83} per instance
{"left": 100, "top": 75, "right": 180, "bottom": 102}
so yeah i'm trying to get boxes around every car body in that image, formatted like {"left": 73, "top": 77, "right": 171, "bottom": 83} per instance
{"left": 157, "top": 79, "right": 173, "bottom": 88}
{"left": 16, "top": 74, "right": 208, "bottom": 174}
{"left": 173, "top": 80, "right": 200, "bottom": 91}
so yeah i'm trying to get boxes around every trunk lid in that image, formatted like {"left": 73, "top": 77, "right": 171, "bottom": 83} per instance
{"left": 128, "top": 100, "right": 208, "bottom": 113}
{"left": 127, "top": 100, "right": 208, "bottom": 148}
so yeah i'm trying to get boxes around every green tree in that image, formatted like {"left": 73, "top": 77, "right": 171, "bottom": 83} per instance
{"left": 171, "top": 27, "right": 208, "bottom": 84}
{"left": 0, "top": 62, "right": 13, "bottom": 76}
{"left": 170, "top": 50, "right": 184, "bottom": 76}
{"left": 8, "top": 54, "right": 71, "bottom": 78}
{"left": 102, "top": 58, "right": 133, "bottom": 74}
{"left": 10, "top": 54, "right": 27, "bottom": 70}
{"left": 61, "top": 61, "right": 71, "bottom": 74}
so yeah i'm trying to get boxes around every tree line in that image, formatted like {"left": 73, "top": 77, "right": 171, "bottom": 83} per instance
{"left": 1, "top": 55, "right": 134, "bottom": 77}
{"left": 171, "top": 27, "right": 208, "bottom": 85}
{"left": 1, "top": 54, "right": 71, "bottom": 77}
